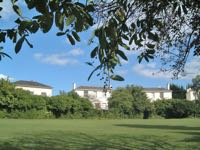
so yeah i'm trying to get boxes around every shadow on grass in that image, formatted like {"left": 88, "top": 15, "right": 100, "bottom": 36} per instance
{"left": 115, "top": 124, "right": 200, "bottom": 131}
{"left": 0, "top": 132, "right": 175, "bottom": 150}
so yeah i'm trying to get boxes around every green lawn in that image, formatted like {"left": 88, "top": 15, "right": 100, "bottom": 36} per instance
{"left": 0, "top": 119, "right": 199, "bottom": 150}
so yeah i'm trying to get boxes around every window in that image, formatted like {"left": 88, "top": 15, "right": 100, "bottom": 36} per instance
{"left": 160, "top": 92, "right": 164, "bottom": 99}
{"left": 95, "top": 103, "right": 101, "bottom": 109}
{"left": 30, "top": 91, "right": 34, "bottom": 95}
{"left": 84, "top": 90, "right": 89, "bottom": 97}
{"left": 41, "top": 92, "right": 47, "bottom": 96}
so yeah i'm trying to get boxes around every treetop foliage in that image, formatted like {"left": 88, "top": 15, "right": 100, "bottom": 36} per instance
{"left": 0, "top": 0, "right": 199, "bottom": 86}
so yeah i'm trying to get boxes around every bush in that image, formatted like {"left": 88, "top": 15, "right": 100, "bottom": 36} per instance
{"left": 154, "top": 99, "right": 196, "bottom": 118}
{"left": 0, "top": 110, "right": 6, "bottom": 118}
{"left": 108, "top": 85, "right": 153, "bottom": 118}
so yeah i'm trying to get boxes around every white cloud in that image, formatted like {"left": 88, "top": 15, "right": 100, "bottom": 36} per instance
{"left": 0, "top": 74, "right": 14, "bottom": 81}
{"left": 132, "top": 57, "right": 200, "bottom": 80}
{"left": 0, "top": 0, "right": 14, "bottom": 19}
{"left": 34, "top": 53, "right": 79, "bottom": 66}
{"left": 116, "top": 69, "right": 128, "bottom": 76}
{"left": 132, "top": 63, "right": 172, "bottom": 79}
{"left": 0, "top": 0, "right": 27, "bottom": 20}
{"left": 34, "top": 48, "right": 84, "bottom": 65}
{"left": 67, "top": 48, "right": 84, "bottom": 56}
{"left": 182, "top": 57, "right": 200, "bottom": 79}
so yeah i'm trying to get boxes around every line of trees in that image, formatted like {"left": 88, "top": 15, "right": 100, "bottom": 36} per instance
{"left": 0, "top": 79, "right": 199, "bottom": 119}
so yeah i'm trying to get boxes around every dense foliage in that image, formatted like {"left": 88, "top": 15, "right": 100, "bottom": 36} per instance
{"left": 0, "top": 79, "right": 94, "bottom": 119}
{"left": 0, "top": 80, "right": 199, "bottom": 119}
{"left": 170, "top": 84, "right": 186, "bottom": 99}
{"left": 108, "top": 86, "right": 153, "bottom": 118}
{"left": 153, "top": 99, "right": 199, "bottom": 118}
{"left": 0, "top": 0, "right": 199, "bottom": 84}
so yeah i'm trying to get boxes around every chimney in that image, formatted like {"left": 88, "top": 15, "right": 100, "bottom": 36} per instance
{"left": 73, "top": 82, "right": 76, "bottom": 90}
{"left": 167, "top": 83, "right": 170, "bottom": 90}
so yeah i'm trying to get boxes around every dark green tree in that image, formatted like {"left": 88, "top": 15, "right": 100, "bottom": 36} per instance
{"left": 108, "top": 85, "right": 152, "bottom": 118}
{"left": 170, "top": 84, "right": 186, "bottom": 99}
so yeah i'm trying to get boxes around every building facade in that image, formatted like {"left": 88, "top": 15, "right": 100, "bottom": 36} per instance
{"left": 143, "top": 88, "right": 172, "bottom": 101}
{"left": 15, "top": 80, "right": 52, "bottom": 97}
{"left": 186, "top": 88, "right": 197, "bottom": 101}
{"left": 73, "top": 84, "right": 111, "bottom": 110}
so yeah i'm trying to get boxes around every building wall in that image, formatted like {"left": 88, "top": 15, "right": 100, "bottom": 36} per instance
{"left": 163, "top": 92, "right": 172, "bottom": 99}
{"left": 16, "top": 86, "right": 52, "bottom": 97}
{"left": 186, "top": 89, "right": 196, "bottom": 101}
{"left": 75, "top": 89, "right": 111, "bottom": 110}
{"left": 145, "top": 91, "right": 172, "bottom": 101}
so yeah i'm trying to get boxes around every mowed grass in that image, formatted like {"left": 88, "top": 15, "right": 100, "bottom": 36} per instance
{"left": 0, "top": 119, "right": 199, "bottom": 150}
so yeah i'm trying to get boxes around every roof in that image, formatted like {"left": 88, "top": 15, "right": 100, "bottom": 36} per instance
{"left": 143, "top": 88, "right": 172, "bottom": 92}
{"left": 76, "top": 86, "right": 111, "bottom": 91}
{"left": 14, "top": 80, "right": 52, "bottom": 89}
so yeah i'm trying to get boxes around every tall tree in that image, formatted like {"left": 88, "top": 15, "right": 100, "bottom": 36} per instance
{"left": 108, "top": 85, "right": 152, "bottom": 118}
{"left": 0, "top": 0, "right": 199, "bottom": 85}
{"left": 170, "top": 84, "right": 186, "bottom": 99}
{"left": 191, "top": 75, "right": 200, "bottom": 99}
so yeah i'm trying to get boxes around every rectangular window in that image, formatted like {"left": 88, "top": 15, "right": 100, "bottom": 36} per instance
{"left": 41, "top": 92, "right": 47, "bottom": 96}
{"left": 84, "top": 90, "right": 89, "bottom": 97}
{"left": 160, "top": 92, "right": 164, "bottom": 99}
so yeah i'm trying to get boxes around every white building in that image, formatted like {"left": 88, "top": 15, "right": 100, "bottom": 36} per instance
{"left": 73, "top": 83, "right": 111, "bottom": 110}
{"left": 186, "top": 88, "right": 197, "bottom": 101}
{"left": 15, "top": 80, "right": 53, "bottom": 97}
{"left": 143, "top": 87, "right": 172, "bottom": 101}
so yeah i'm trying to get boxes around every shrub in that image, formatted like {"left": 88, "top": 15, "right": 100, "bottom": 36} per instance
{"left": 108, "top": 85, "right": 152, "bottom": 118}
{"left": 154, "top": 99, "right": 196, "bottom": 118}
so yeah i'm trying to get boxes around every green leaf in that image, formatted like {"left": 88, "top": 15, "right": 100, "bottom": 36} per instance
{"left": 85, "top": 4, "right": 95, "bottom": 12}
{"left": 25, "top": 38, "right": 33, "bottom": 48}
{"left": 98, "top": 28, "right": 107, "bottom": 49}
{"left": 67, "top": 34, "right": 75, "bottom": 45}
{"left": 34, "top": 0, "right": 48, "bottom": 14}
{"left": 56, "top": 32, "right": 66, "bottom": 36}
{"left": 146, "top": 43, "right": 155, "bottom": 49}
{"left": 15, "top": 35, "right": 25, "bottom": 54}
{"left": 148, "top": 32, "right": 159, "bottom": 42}
{"left": 122, "top": 34, "right": 129, "bottom": 41}
{"left": 147, "top": 49, "right": 155, "bottom": 55}
{"left": 90, "top": 46, "right": 98, "bottom": 58}
{"left": 28, "top": 21, "right": 39, "bottom": 33}
{"left": 0, "top": 32, "right": 6, "bottom": 43}
{"left": 138, "top": 56, "right": 143, "bottom": 63}
{"left": 116, "top": 50, "right": 128, "bottom": 61}
{"left": 0, "top": 52, "right": 12, "bottom": 60}
{"left": 13, "top": 5, "right": 22, "bottom": 16}
{"left": 182, "top": 5, "right": 188, "bottom": 14}
{"left": 7, "top": 30, "right": 14, "bottom": 40}
{"left": 147, "top": 54, "right": 154, "bottom": 59}
{"left": 110, "top": 75, "right": 124, "bottom": 81}
{"left": 177, "top": 6, "right": 181, "bottom": 17}
{"left": 72, "top": 31, "right": 80, "bottom": 42}
{"left": 49, "top": 0, "right": 59, "bottom": 12}
{"left": 66, "top": 15, "right": 75, "bottom": 26}
{"left": 39, "top": 14, "right": 53, "bottom": 33}
{"left": 25, "top": 0, "right": 35, "bottom": 9}
{"left": 55, "top": 11, "right": 65, "bottom": 31}
{"left": 129, "top": 34, "right": 137, "bottom": 45}
{"left": 144, "top": 55, "right": 149, "bottom": 62}
{"left": 88, "top": 65, "right": 102, "bottom": 81}
{"left": 85, "top": 62, "right": 93, "bottom": 66}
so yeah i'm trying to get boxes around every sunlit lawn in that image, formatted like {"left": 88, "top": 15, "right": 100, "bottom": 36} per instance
{"left": 0, "top": 119, "right": 199, "bottom": 150}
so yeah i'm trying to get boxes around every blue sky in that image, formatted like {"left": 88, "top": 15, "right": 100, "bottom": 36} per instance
{"left": 0, "top": 1, "right": 199, "bottom": 95}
